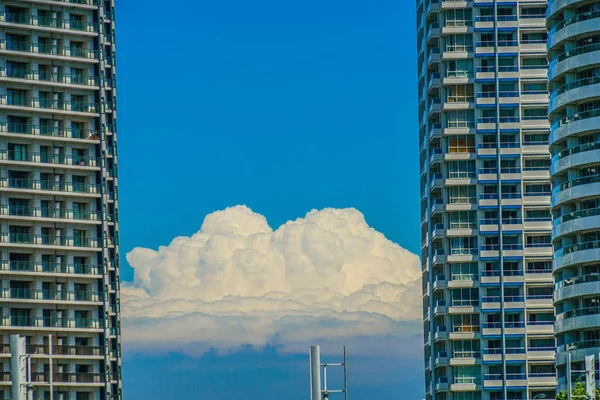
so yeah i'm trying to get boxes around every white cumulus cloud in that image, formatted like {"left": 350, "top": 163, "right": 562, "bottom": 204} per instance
{"left": 122, "top": 206, "right": 423, "bottom": 355}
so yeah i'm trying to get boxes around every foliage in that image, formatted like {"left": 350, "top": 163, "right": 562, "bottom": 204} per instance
{"left": 556, "top": 383, "right": 600, "bottom": 400}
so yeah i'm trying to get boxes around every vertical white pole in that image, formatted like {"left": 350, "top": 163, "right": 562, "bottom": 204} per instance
{"left": 49, "top": 334, "right": 54, "bottom": 400}
{"left": 310, "top": 346, "right": 321, "bottom": 400}
{"left": 26, "top": 355, "right": 32, "bottom": 400}
{"left": 343, "top": 346, "right": 347, "bottom": 400}
{"left": 11, "top": 335, "right": 25, "bottom": 400}
{"left": 567, "top": 353, "right": 572, "bottom": 400}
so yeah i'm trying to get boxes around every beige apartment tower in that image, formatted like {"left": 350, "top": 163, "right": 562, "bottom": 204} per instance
{"left": 417, "top": 0, "right": 556, "bottom": 399}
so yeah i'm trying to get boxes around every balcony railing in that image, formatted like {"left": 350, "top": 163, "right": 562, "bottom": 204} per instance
{"left": 553, "top": 76, "right": 600, "bottom": 98}
{"left": 551, "top": 9, "right": 600, "bottom": 34}
{"left": 555, "top": 42, "right": 600, "bottom": 64}
{"left": 451, "top": 273, "right": 478, "bottom": 281}
{"left": 0, "top": 205, "right": 101, "bottom": 222}
{"left": 559, "top": 339, "right": 600, "bottom": 353}
{"left": 452, "top": 324, "right": 480, "bottom": 333}
{"left": 0, "top": 122, "right": 99, "bottom": 140}
{"left": 0, "top": 95, "right": 100, "bottom": 114}
{"left": 0, "top": 67, "right": 99, "bottom": 86}
{"left": 451, "top": 299, "right": 479, "bottom": 307}
{"left": 2, "top": 260, "right": 100, "bottom": 275}
{"left": 3, "top": 316, "right": 102, "bottom": 329}
{"left": 0, "top": 40, "right": 99, "bottom": 60}
{"left": 557, "top": 272, "right": 600, "bottom": 290}
{"left": 0, "top": 12, "right": 98, "bottom": 32}
{"left": 33, "top": 372, "right": 104, "bottom": 383}
{"left": 453, "top": 350, "right": 480, "bottom": 358}
{"left": 449, "top": 248, "right": 478, "bottom": 256}
{"left": 556, "top": 305, "right": 600, "bottom": 321}
{"left": 556, "top": 239, "right": 600, "bottom": 257}
{"left": 0, "top": 178, "right": 100, "bottom": 195}
{"left": 553, "top": 174, "right": 600, "bottom": 195}
{"left": 553, "top": 108, "right": 600, "bottom": 130}
{"left": 0, "top": 233, "right": 100, "bottom": 248}
{"left": 1, "top": 288, "right": 102, "bottom": 302}
{"left": 0, "top": 150, "right": 100, "bottom": 168}
{"left": 553, "top": 140, "right": 600, "bottom": 163}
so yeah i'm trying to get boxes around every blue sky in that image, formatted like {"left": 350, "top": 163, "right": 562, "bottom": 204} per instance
{"left": 116, "top": 0, "right": 421, "bottom": 398}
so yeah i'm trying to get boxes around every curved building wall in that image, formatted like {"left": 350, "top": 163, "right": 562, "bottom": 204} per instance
{"left": 548, "top": 0, "right": 600, "bottom": 391}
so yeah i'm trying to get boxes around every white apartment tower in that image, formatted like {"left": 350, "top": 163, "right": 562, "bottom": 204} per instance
{"left": 547, "top": 0, "right": 600, "bottom": 392}
{"left": 417, "top": 0, "right": 556, "bottom": 399}
{"left": 0, "top": 1, "right": 122, "bottom": 399}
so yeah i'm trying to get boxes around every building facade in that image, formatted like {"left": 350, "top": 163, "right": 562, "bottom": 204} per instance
{"left": 547, "top": 0, "right": 600, "bottom": 391}
{"left": 0, "top": 1, "right": 122, "bottom": 399}
{"left": 417, "top": 0, "right": 556, "bottom": 399}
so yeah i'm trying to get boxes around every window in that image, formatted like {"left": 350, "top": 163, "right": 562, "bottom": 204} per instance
{"left": 447, "top": 85, "right": 474, "bottom": 102}
{"left": 446, "top": 59, "right": 473, "bottom": 77}
{"left": 453, "top": 366, "right": 479, "bottom": 384}
{"left": 447, "top": 135, "right": 475, "bottom": 152}
{"left": 450, "top": 236, "right": 477, "bottom": 255}
{"left": 74, "top": 256, "right": 88, "bottom": 274}
{"left": 527, "top": 261, "right": 551, "bottom": 273}
{"left": 524, "top": 158, "right": 550, "bottom": 170}
{"left": 446, "top": 9, "right": 472, "bottom": 26}
{"left": 446, "top": 34, "right": 473, "bottom": 52}
{"left": 454, "top": 340, "right": 480, "bottom": 358}
{"left": 452, "top": 314, "right": 480, "bottom": 332}
{"left": 450, "top": 263, "right": 478, "bottom": 281}
{"left": 525, "top": 183, "right": 550, "bottom": 196}
{"left": 73, "top": 229, "right": 87, "bottom": 247}
{"left": 9, "top": 198, "right": 29, "bottom": 216}
{"left": 449, "top": 211, "right": 476, "bottom": 229}
{"left": 525, "top": 209, "right": 551, "bottom": 221}
{"left": 526, "top": 235, "right": 551, "bottom": 246}
{"left": 9, "top": 226, "right": 30, "bottom": 243}
{"left": 449, "top": 186, "right": 476, "bottom": 204}
{"left": 7, "top": 89, "right": 27, "bottom": 107}
{"left": 8, "top": 143, "right": 28, "bottom": 161}
{"left": 448, "top": 160, "right": 476, "bottom": 178}
{"left": 451, "top": 288, "right": 479, "bottom": 307}
{"left": 522, "top": 107, "right": 548, "bottom": 120}
{"left": 72, "top": 175, "right": 86, "bottom": 192}
{"left": 10, "top": 308, "right": 31, "bottom": 326}
{"left": 447, "top": 110, "right": 475, "bottom": 128}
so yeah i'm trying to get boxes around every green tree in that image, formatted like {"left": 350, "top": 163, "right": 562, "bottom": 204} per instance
{"left": 556, "top": 383, "right": 600, "bottom": 400}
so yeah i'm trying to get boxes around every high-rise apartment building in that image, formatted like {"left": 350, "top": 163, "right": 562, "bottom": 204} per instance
{"left": 417, "top": 1, "right": 556, "bottom": 399}
{"left": 0, "top": 1, "right": 122, "bottom": 399}
{"left": 547, "top": 0, "right": 600, "bottom": 391}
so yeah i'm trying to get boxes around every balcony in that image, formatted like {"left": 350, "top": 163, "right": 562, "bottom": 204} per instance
{"left": 526, "top": 320, "right": 554, "bottom": 335}
{"left": 0, "top": 178, "right": 100, "bottom": 196}
{"left": 33, "top": 372, "right": 104, "bottom": 384}
{"left": 0, "top": 95, "right": 100, "bottom": 115}
{"left": 0, "top": 288, "right": 102, "bottom": 303}
{"left": 0, "top": 205, "right": 102, "bottom": 223}
{"left": 526, "top": 294, "right": 553, "bottom": 308}
{"left": 0, "top": 67, "right": 99, "bottom": 87}
{"left": 0, "top": 150, "right": 100, "bottom": 168}
{"left": 0, "top": 260, "right": 100, "bottom": 276}
{"left": 2, "top": 316, "right": 103, "bottom": 330}
{"left": 433, "top": 274, "right": 447, "bottom": 290}
{"left": 450, "top": 325, "right": 480, "bottom": 340}
{"left": 524, "top": 243, "right": 553, "bottom": 256}
{"left": 0, "top": 40, "right": 98, "bottom": 61}
{"left": 0, "top": 233, "right": 100, "bottom": 249}
{"left": 528, "top": 372, "right": 557, "bottom": 386}
{"left": 0, "top": 12, "right": 98, "bottom": 33}
{"left": 27, "top": 343, "right": 104, "bottom": 357}
{"left": 0, "top": 122, "right": 100, "bottom": 141}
